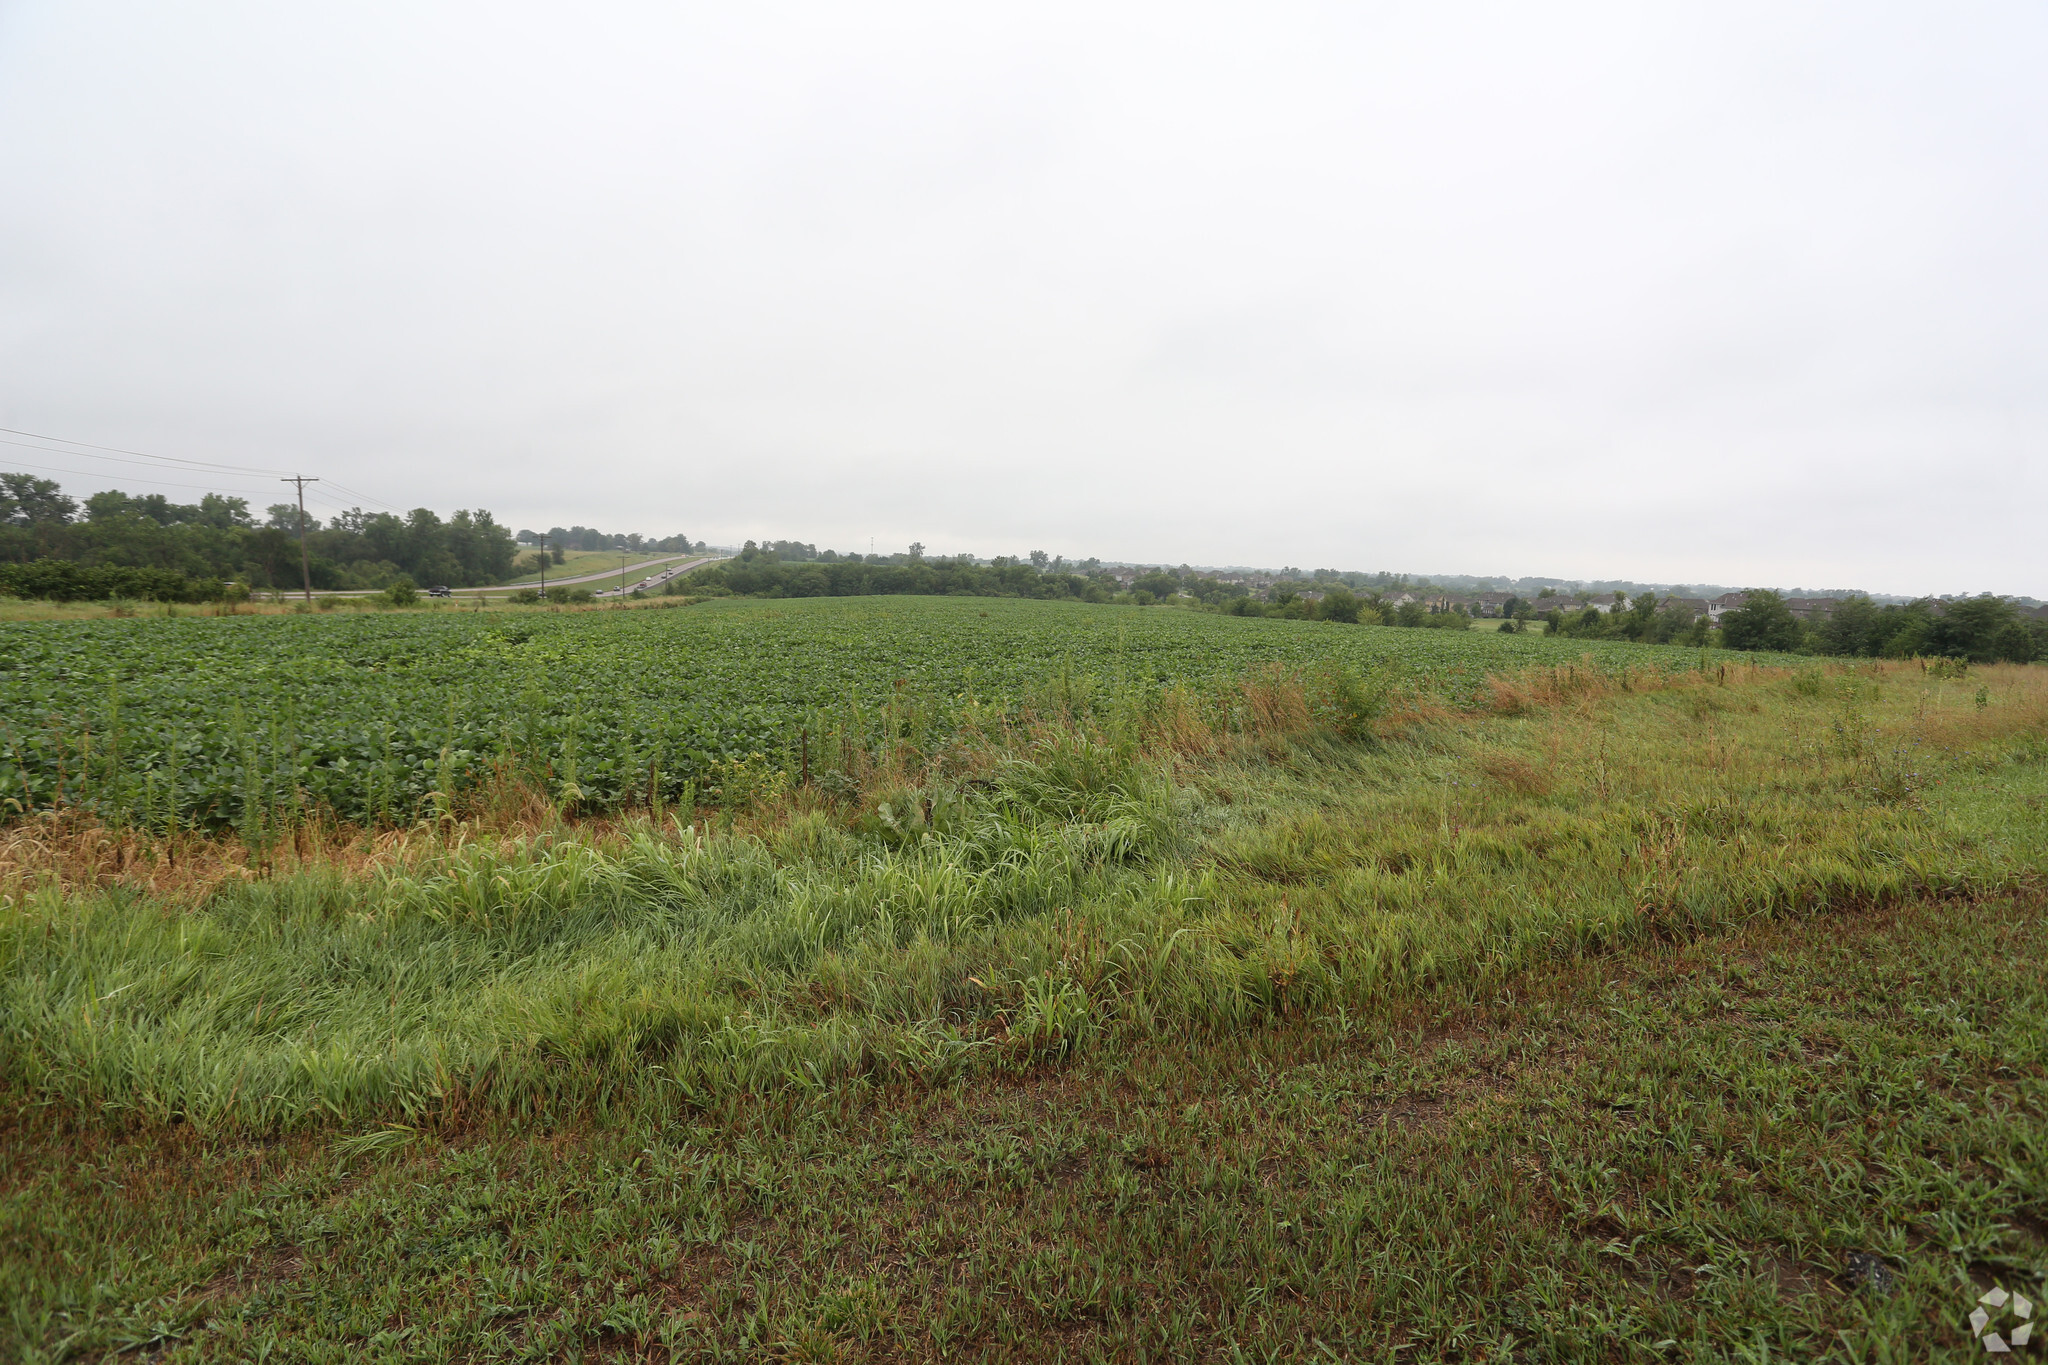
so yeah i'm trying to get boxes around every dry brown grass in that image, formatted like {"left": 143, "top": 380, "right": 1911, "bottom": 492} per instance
{"left": 1904, "top": 663, "right": 2048, "bottom": 747}
{"left": 0, "top": 771, "right": 632, "bottom": 903}
{"left": 1237, "top": 663, "right": 1314, "bottom": 740}
{"left": 1475, "top": 750, "right": 1554, "bottom": 796}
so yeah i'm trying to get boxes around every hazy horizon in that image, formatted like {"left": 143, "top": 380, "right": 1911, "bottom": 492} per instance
{"left": 3, "top": 2, "right": 2043, "bottom": 597}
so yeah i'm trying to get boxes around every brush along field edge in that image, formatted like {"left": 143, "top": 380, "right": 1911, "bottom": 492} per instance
{"left": 0, "top": 660, "right": 2042, "bottom": 1133}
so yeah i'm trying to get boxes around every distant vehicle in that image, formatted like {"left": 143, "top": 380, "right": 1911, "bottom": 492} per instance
{"left": 428, "top": 585, "right": 452, "bottom": 598}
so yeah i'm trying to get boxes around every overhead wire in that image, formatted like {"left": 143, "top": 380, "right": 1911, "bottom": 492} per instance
{"left": 319, "top": 479, "right": 412, "bottom": 515}
{"left": 0, "top": 440, "right": 287, "bottom": 490}
{"left": 0, "top": 456, "right": 285, "bottom": 498}
{"left": 0, "top": 426, "right": 409, "bottom": 518}
{"left": 0, "top": 426, "right": 296, "bottom": 477}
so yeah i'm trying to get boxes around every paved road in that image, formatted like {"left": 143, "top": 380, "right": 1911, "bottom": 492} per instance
{"left": 590, "top": 555, "right": 719, "bottom": 597}
{"left": 517, "top": 553, "right": 717, "bottom": 593}
{"left": 303, "top": 553, "right": 721, "bottom": 599}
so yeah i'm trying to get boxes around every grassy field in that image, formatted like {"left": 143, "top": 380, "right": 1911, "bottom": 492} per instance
{"left": 0, "top": 597, "right": 2043, "bottom": 1360}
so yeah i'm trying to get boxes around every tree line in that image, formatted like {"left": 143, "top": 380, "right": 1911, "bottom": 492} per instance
{"left": 681, "top": 544, "right": 1114, "bottom": 601}
{"left": 681, "top": 547, "right": 1504, "bottom": 624}
{"left": 515, "top": 525, "right": 698, "bottom": 557}
{"left": 1537, "top": 588, "right": 2042, "bottom": 662}
{"left": 0, "top": 470, "right": 526, "bottom": 595}
{"left": 679, "top": 544, "right": 2044, "bottom": 665}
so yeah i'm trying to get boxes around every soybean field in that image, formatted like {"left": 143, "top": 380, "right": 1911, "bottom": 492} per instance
{"left": 0, "top": 596, "right": 1766, "bottom": 829}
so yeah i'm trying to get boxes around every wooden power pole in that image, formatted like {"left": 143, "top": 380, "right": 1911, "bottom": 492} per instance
{"left": 280, "top": 475, "right": 319, "bottom": 602}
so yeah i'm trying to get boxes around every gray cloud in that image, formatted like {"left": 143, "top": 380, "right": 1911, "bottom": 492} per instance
{"left": 2, "top": 0, "right": 2042, "bottom": 594}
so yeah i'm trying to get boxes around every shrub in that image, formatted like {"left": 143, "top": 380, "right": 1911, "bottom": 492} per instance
{"left": 1319, "top": 664, "right": 1389, "bottom": 741}
{"left": 0, "top": 559, "right": 216, "bottom": 603}
{"left": 384, "top": 578, "right": 419, "bottom": 607}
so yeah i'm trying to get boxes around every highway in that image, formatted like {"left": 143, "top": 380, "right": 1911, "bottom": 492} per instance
{"left": 303, "top": 553, "right": 721, "bottom": 598}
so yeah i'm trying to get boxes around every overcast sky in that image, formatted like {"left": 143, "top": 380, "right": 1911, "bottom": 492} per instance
{"left": 2, "top": 2, "right": 2042, "bottom": 595}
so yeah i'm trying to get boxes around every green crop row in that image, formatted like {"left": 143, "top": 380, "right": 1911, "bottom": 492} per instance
{"left": 0, "top": 596, "right": 1785, "bottom": 830}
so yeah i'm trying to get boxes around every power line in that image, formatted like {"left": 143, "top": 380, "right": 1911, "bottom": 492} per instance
{"left": 0, "top": 438, "right": 290, "bottom": 489}
{"left": 319, "top": 479, "right": 411, "bottom": 515}
{"left": 0, "top": 426, "right": 489, "bottom": 532}
{"left": 0, "top": 426, "right": 295, "bottom": 476}
{"left": 0, "top": 454, "right": 389, "bottom": 528}
{"left": 0, "top": 431, "right": 409, "bottom": 517}
{"left": 0, "top": 455, "right": 283, "bottom": 497}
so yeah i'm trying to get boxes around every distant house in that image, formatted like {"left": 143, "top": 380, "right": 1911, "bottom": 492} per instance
{"left": 1471, "top": 592, "right": 1519, "bottom": 618}
{"left": 1706, "top": 592, "right": 1751, "bottom": 622}
{"left": 1704, "top": 592, "right": 1838, "bottom": 622}
{"left": 1784, "top": 597, "right": 1839, "bottom": 621}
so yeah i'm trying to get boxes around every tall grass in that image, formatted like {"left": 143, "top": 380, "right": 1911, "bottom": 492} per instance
{"left": 0, "top": 661, "right": 2041, "bottom": 1133}
{"left": 0, "top": 733, "right": 1174, "bottom": 1129}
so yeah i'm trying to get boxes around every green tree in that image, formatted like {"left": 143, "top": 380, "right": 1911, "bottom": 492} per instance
{"left": 1318, "top": 587, "right": 1363, "bottom": 624}
{"left": 1992, "top": 622, "right": 2038, "bottom": 664}
{"left": 1618, "top": 592, "right": 1660, "bottom": 641}
{"left": 1927, "top": 595, "right": 2021, "bottom": 662}
{"left": 1813, "top": 595, "right": 1881, "bottom": 656}
{"left": 265, "top": 503, "right": 316, "bottom": 531}
{"left": 1133, "top": 571, "right": 1180, "bottom": 599}
{"left": 195, "top": 494, "right": 253, "bottom": 529}
{"left": 1719, "top": 590, "right": 1804, "bottom": 652}
{"left": 0, "top": 473, "right": 77, "bottom": 526}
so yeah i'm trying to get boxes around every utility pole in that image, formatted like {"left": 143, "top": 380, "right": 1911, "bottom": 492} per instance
{"left": 619, "top": 552, "right": 627, "bottom": 596}
{"left": 280, "top": 475, "right": 319, "bottom": 602}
